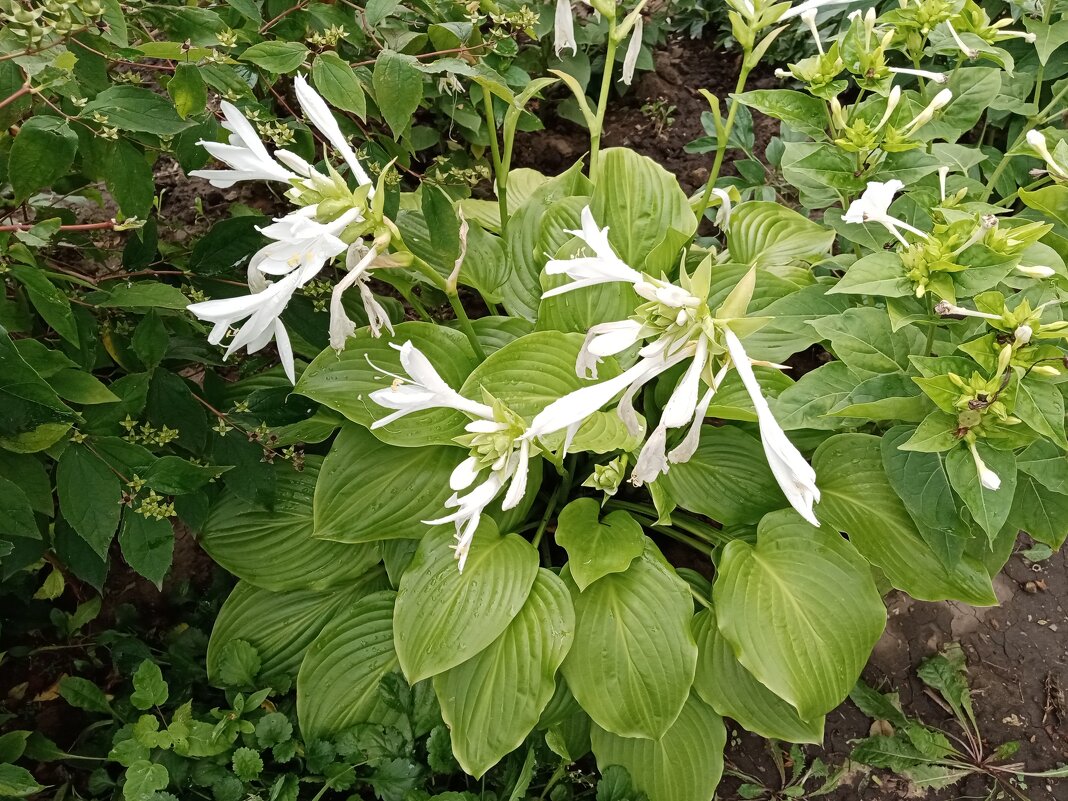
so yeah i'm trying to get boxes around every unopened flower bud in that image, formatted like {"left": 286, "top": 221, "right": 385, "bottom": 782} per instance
{"left": 1017, "top": 264, "right": 1056, "bottom": 279}
{"left": 1014, "top": 325, "right": 1033, "bottom": 345}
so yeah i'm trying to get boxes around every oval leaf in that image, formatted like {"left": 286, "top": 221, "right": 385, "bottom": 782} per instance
{"left": 434, "top": 569, "right": 575, "bottom": 777}
{"left": 297, "top": 590, "right": 404, "bottom": 741}
{"left": 590, "top": 692, "right": 725, "bottom": 801}
{"left": 713, "top": 509, "right": 886, "bottom": 721}
{"left": 561, "top": 546, "right": 698, "bottom": 739}
{"left": 394, "top": 521, "right": 539, "bottom": 682}
{"left": 554, "top": 499, "right": 644, "bottom": 590}
{"left": 199, "top": 458, "right": 381, "bottom": 591}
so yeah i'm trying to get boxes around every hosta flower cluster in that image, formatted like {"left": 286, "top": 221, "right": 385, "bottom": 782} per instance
{"left": 172, "top": 1, "right": 1068, "bottom": 800}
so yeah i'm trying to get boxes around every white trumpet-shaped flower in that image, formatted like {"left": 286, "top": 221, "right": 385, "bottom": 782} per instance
{"left": 710, "top": 188, "right": 733, "bottom": 230}
{"left": 368, "top": 341, "right": 493, "bottom": 427}
{"left": 723, "top": 328, "right": 821, "bottom": 526}
{"left": 968, "top": 441, "right": 1001, "bottom": 491}
{"left": 367, "top": 341, "right": 533, "bottom": 570}
{"left": 187, "top": 207, "right": 361, "bottom": 383}
{"left": 329, "top": 243, "right": 395, "bottom": 351}
{"left": 544, "top": 206, "right": 643, "bottom": 296}
{"left": 901, "top": 88, "right": 953, "bottom": 136}
{"left": 945, "top": 20, "right": 979, "bottom": 59}
{"left": 554, "top": 0, "right": 578, "bottom": 56}
{"left": 873, "top": 85, "right": 901, "bottom": 134}
{"left": 888, "top": 66, "right": 947, "bottom": 84}
{"left": 190, "top": 101, "right": 297, "bottom": 188}
{"left": 800, "top": 8, "right": 824, "bottom": 54}
{"left": 843, "top": 179, "right": 929, "bottom": 247}
{"left": 938, "top": 165, "right": 950, "bottom": 201}
{"left": 621, "top": 13, "right": 643, "bottom": 85}
{"left": 933, "top": 300, "right": 1001, "bottom": 320}
{"left": 1017, "top": 263, "right": 1057, "bottom": 279}
{"left": 294, "top": 74, "right": 374, "bottom": 192}
{"left": 1026, "top": 130, "right": 1068, "bottom": 179}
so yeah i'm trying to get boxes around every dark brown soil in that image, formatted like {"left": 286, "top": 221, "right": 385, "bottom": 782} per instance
{"left": 513, "top": 36, "right": 779, "bottom": 195}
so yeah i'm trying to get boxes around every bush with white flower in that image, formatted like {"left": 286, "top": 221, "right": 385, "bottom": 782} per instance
{"left": 7, "top": 0, "right": 1065, "bottom": 797}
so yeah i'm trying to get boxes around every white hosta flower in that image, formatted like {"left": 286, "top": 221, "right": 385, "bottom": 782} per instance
{"left": 1026, "top": 130, "right": 1068, "bottom": 179}
{"left": 968, "top": 441, "right": 1001, "bottom": 491}
{"left": 187, "top": 208, "right": 360, "bottom": 382}
{"left": 188, "top": 270, "right": 303, "bottom": 383}
{"left": 901, "top": 88, "right": 953, "bottom": 136}
{"left": 710, "top": 187, "right": 733, "bottom": 230}
{"left": 190, "top": 100, "right": 297, "bottom": 188}
{"left": 554, "top": 0, "right": 577, "bottom": 56}
{"left": 621, "top": 13, "right": 643, "bottom": 85}
{"left": 576, "top": 319, "right": 645, "bottom": 379}
{"left": 368, "top": 341, "right": 493, "bottom": 428}
{"left": 544, "top": 206, "right": 643, "bottom": 296}
{"left": 294, "top": 74, "right": 374, "bottom": 192}
{"left": 1017, "top": 263, "right": 1056, "bottom": 279}
{"left": 888, "top": 66, "right": 947, "bottom": 84}
{"left": 329, "top": 243, "right": 395, "bottom": 351}
{"left": 843, "top": 179, "right": 929, "bottom": 247}
{"left": 250, "top": 206, "right": 362, "bottom": 277}
{"left": 723, "top": 328, "right": 821, "bottom": 526}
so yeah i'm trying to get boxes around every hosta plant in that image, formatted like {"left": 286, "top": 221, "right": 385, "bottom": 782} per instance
{"left": 110, "top": 1, "right": 1068, "bottom": 801}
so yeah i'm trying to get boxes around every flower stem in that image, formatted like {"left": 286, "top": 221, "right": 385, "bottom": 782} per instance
{"left": 481, "top": 90, "right": 509, "bottom": 235}
{"left": 694, "top": 58, "right": 752, "bottom": 221}
{"left": 447, "top": 293, "right": 486, "bottom": 360}
{"left": 589, "top": 25, "right": 619, "bottom": 183}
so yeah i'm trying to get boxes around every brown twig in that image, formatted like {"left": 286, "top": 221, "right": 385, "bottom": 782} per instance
{"left": 350, "top": 41, "right": 494, "bottom": 68}
{"left": 0, "top": 82, "right": 32, "bottom": 112}
{"left": 0, "top": 220, "right": 119, "bottom": 232}
{"left": 259, "top": 0, "right": 311, "bottom": 34}
{"left": 68, "top": 37, "right": 176, "bottom": 72}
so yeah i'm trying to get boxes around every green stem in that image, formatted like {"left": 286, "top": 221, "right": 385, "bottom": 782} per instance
{"left": 982, "top": 80, "right": 1068, "bottom": 202}
{"left": 532, "top": 466, "right": 568, "bottom": 549}
{"left": 447, "top": 293, "right": 486, "bottom": 360}
{"left": 481, "top": 90, "right": 508, "bottom": 234}
{"left": 651, "top": 524, "right": 714, "bottom": 557}
{"left": 694, "top": 58, "right": 753, "bottom": 221}
{"left": 589, "top": 26, "right": 619, "bottom": 182}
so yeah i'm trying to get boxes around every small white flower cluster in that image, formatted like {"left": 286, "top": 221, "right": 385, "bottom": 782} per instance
{"left": 368, "top": 208, "right": 822, "bottom": 569}
{"left": 187, "top": 76, "right": 389, "bottom": 382}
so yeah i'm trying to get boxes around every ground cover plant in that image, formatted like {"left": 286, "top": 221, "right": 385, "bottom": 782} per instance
{"left": 3, "top": 0, "right": 1068, "bottom": 799}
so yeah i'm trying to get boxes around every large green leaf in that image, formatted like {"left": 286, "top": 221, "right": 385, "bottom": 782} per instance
{"left": 297, "top": 591, "right": 404, "bottom": 740}
{"left": 1008, "top": 475, "right": 1068, "bottom": 549}
{"left": 713, "top": 510, "right": 885, "bottom": 721}
{"left": 296, "top": 322, "right": 480, "bottom": 447}
{"left": 0, "top": 326, "right": 76, "bottom": 438}
{"left": 561, "top": 545, "right": 697, "bottom": 739}
{"left": 199, "top": 458, "right": 381, "bottom": 591}
{"left": 56, "top": 445, "right": 122, "bottom": 559}
{"left": 945, "top": 443, "right": 1017, "bottom": 542}
{"left": 880, "top": 426, "right": 969, "bottom": 569}
{"left": 394, "top": 521, "right": 539, "bottom": 682}
{"left": 554, "top": 499, "right": 645, "bottom": 590}
{"left": 814, "top": 434, "right": 997, "bottom": 605}
{"left": 692, "top": 609, "right": 823, "bottom": 744}
{"left": 660, "top": 426, "right": 786, "bottom": 525}
{"left": 313, "top": 424, "right": 462, "bottom": 543}
{"left": 808, "top": 307, "right": 924, "bottom": 379}
{"left": 726, "top": 201, "right": 835, "bottom": 269}
{"left": 208, "top": 570, "right": 386, "bottom": 687}
{"left": 735, "top": 89, "right": 830, "bottom": 139}
{"left": 8, "top": 117, "right": 79, "bottom": 200}
{"left": 373, "top": 50, "right": 425, "bottom": 136}
{"left": 590, "top": 147, "right": 697, "bottom": 274}
{"left": 434, "top": 569, "right": 575, "bottom": 777}
{"left": 503, "top": 163, "right": 592, "bottom": 319}
{"left": 590, "top": 692, "right": 725, "bottom": 801}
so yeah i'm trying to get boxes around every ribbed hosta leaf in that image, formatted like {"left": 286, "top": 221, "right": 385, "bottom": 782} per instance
{"left": 691, "top": 609, "right": 824, "bottom": 744}
{"left": 207, "top": 568, "right": 388, "bottom": 687}
{"left": 394, "top": 521, "right": 539, "bottom": 682}
{"left": 554, "top": 499, "right": 645, "bottom": 591}
{"left": 460, "top": 332, "right": 642, "bottom": 453}
{"left": 295, "top": 321, "right": 479, "bottom": 447}
{"left": 814, "top": 433, "right": 998, "bottom": 605}
{"left": 590, "top": 692, "right": 725, "bottom": 801}
{"left": 713, "top": 509, "right": 885, "bottom": 721}
{"left": 561, "top": 545, "right": 697, "bottom": 739}
{"left": 199, "top": 458, "right": 381, "bottom": 591}
{"left": 434, "top": 569, "right": 575, "bottom": 777}
{"left": 727, "top": 200, "right": 835, "bottom": 268}
{"left": 313, "top": 424, "right": 463, "bottom": 543}
{"left": 660, "top": 426, "right": 786, "bottom": 525}
{"left": 297, "top": 590, "right": 403, "bottom": 740}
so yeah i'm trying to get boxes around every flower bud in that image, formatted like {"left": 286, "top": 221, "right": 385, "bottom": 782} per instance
{"left": 1014, "top": 325, "right": 1033, "bottom": 345}
{"left": 1016, "top": 264, "right": 1056, "bottom": 279}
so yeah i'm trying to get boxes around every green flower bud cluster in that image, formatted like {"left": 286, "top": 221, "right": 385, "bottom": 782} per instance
{"left": 1, "top": 0, "right": 105, "bottom": 45}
